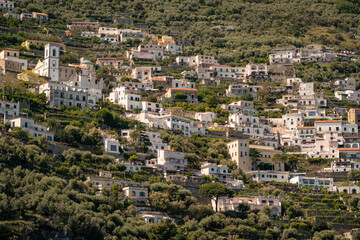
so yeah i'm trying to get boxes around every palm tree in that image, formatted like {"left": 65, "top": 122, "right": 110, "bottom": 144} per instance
{"left": 250, "top": 148, "right": 261, "bottom": 170}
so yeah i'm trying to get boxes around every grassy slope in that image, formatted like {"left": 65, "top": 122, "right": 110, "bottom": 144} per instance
{"left": 12, "top": 0, "right": 360, "bottom": 62}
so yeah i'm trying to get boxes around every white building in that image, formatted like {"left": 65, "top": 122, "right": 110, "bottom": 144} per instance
{"left": 33, "top": 43, "right": 60, "bottom": 82}
{"left": 137, "top": 44, "right": 164, "bottom": 59}
{"left": 140, "top": 212, "right": 173, "bottom": 224}
{"left": 126, "top": 163, "right": 142, "bottom": 173}
{"left": 176, "top": 55, "right": 218, "bottom": 67}
{"left": 157, "top": 149, "right": 187, "bottom": 175}
{"left": 117, "top": 82, "right": 152, "bottom": 91}
{"left": 227, "top": 139, "right": 251, "bottom": 171}
{"left": 132, "top": 66, "right": 161, "bottom": 81}
{"left": 282, "top": 126, "right": 316, "bottom": 147}
{"left": 68, "top": 58, "right": 104, "bottom": 91}
{"left": 210, "top": 65, "right": 236, "bottom": 79}
{"left": 248, "top": 170, "right": 290, "bottom": 183}
{"left": 108, "top": 85, "right": 142, "bottom": 110}
{"left": 228, "top": 113, "right": 273, "bottom": 138}
{"left": 98, "top": 27, "right": 118, "bottom": 35}
{"left": 226, "top": 84, "right": 259, "bottom": 98}
{"left": 176, "top": 56, "right": 190, "bottom": 65}
{"left": 323, "top": 160, "right": 360, "bottom": 173}
{"left": 39, "top": 82, "right": 100, "bottom": 108}
{"left": 0, "top": 0, "right": 14, "bottom": 11}
{"left": 99, "top": 170, "right": 112, "bottom": 178}
{"left": 121, "top": 130, "right": 168, "bottom": 154}
{"left": 0, "top": 48, "right": 27, "bottom": 71}
{"left": 335, "top": 90, "right": 360, "bottom": 101}
{"left": 337, "top": 185, "right": 360, "bottom": 195}
{"left": 109, "top": 86, "right": 163, "bottom": 112}
{"left": 276, "top": 94, "right": 327, "bottom": 107}
{"left": 290, "top": 176, "right": 333, "bottom": 190}
{"left": 269, "top": 51, "right": 295, "bottom": 64}
{"left": 298, "top": 82, "right": 315, "bottom": 96}
{"left": 141, "top": 101, "right": 164, "bottom": 113}
{"left": 171, "top": 79, "right": 195, "bottom": 89}
{"left": 81, "top": 31, "right": 98, "bottom": 38}
{"left": 221, "top": 100, "right": 257, "bottom": 115}
{"left": 305, "top": 131, "right": 341, "bottom": 159}
{"left": 0, "top": 100, "right": 20, "bottom": 117}
{"left": 134, "top": 112, "right": 206, "bottom": 136}
{"left": 104, "top": 137, "right": 120, "bottom": 154}
{"left": 200, "top": 163, "right": 232, "bottom": 180}
{"left": 9, "top": 117, "right": 54, "bottom": 141}
{"left": 245, "top": 64, "right": 269, "bottom": 82}
{"left": 283, "top": 113, "right": 303, "bottom": 131}
{"left": 333, "top": 77, "right": 356, "bottom": 91}
{"left": 143, "top": 131, "right": 168, "bottom": 153}
{"left": 119, "top": 29, "right": 144, "bottom": 42}
{"left": 127, "top": 50, "right": 156, "bottom": 62}
{"left": 286, "top": 78, "right": 303, "bottom": 92}
{"left": 339, "top": 148, "right": 360, "bottom": 161}
{"left": 315, "top": 120, "right": 357, "bottom": 134}
{"left": 190, "top": 55, "right": 218, "bottom": 67}
{"left": 195, "top": 112, "right": 216, "bottom": 123}
{"left": 215, "top": 196, "right": 282, "bottom": 216}
{"left": 195, "top": 67, "right": 213, "bottom": 79}
{"left": 233, "top": 66, "right": 247, "bottom": 80}
{"left": 123, "top": 187, "right": 148, "bottom": 205}
{"left": 165, "top": 44, "right": 182, "bottom": 54}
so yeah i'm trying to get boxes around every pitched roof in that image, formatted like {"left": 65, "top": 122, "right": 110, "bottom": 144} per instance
{"left": 33, "top": 12, "right": 48, "bottom": 16}
{"left": 297, "top": 126, "right": 315, "bottom": 130}
{"left": 152, "top": 78, "right": 166, "bottom": 82}
{"left": 1, "top": 48, "right": 18, "bottom": 51}
{"left": 212, "top": 64, "right": 231, "bottom": 67}
{"left": 315, "top": 120, "right": 342, "bottom": 123}
{"left": 169, "top": 88, "right": 198, "bottom": 91}
{"left": 339, "top": 148, "right": 360, "bottom": 151}
{"left": 97, "top": 58, "right": 124, "bottom": 61}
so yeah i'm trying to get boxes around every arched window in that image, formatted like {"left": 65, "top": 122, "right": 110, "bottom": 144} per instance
{"left": 53, "top": 49, "right": 56, "bottom": 57}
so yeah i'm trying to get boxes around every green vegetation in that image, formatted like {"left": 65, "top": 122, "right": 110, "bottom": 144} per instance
{"left": 3, "top": 0, "right": 360, "bottom": 63}
{"left": 2, "top": 0, "right": 360, "bottom": 239}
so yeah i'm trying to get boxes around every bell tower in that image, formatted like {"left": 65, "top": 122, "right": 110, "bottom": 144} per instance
{"left": 44, "top": 43, "right": 60, "bottom": 82}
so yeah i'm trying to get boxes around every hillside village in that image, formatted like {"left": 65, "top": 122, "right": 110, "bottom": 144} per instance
{"left": 4, "top": 0, "right": 360, "bottom": 239}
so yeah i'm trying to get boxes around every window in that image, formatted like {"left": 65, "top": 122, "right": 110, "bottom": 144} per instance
{"left": 110, "top": 145, "right": 117, "bottom": 152}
